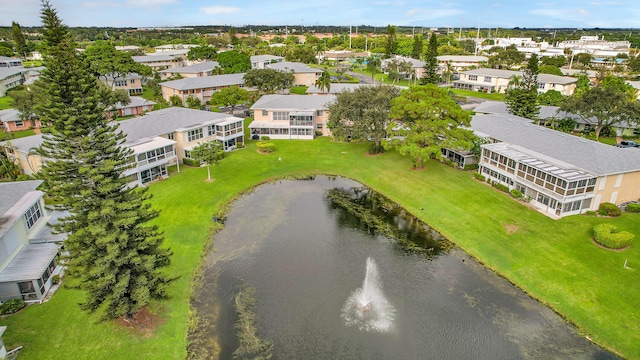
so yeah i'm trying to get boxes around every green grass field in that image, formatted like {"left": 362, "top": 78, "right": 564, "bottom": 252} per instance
{"left": 2, "top": 136, "right": 639, "bottom": 359}
{"left": 449, "top": 88, "right": 506, "bottom": 101}
{"left": 0, "top": 96, "right": 14, "bottom": 110}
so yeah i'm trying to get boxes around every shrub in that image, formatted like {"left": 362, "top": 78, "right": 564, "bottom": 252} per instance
{"left": 463, "top": 163, "right": 479, "bottom": 171}
{"left": 491, "top": 181, "right": 510, "bottom": 193}
{"left": 314, "top": 131, "right": 323, "bottom": 137}
{"left": 182, "top": 157, "right": 201, "bottom": 167}
{"left": 625, "top": 203, "right": 640, "bottom": 213}
{"left": 260, "top": 136, "right": 270, "bottom": 140}
{"left": 52, "top": 274, "right": 60, "bottom": 285}
{"left": 256, "top": 142, "right": 276, "bottom": 153}
{"left": 593, "top": 223, "right": 634, "bottom": 249}
{"left": 585, "top": 210, "right": 598, "bottom": 216}
{"left": 510, "top": 189, "right": 523, "bottom": 199}
{"left": 0, "top": 299, "right": 25, "bottom": 314}
{"left": 368, "top": 143, "right": 385, "bottom": 154}
{"left": 472, "top": 172, "right": 485, "bottom": 181}
{"left": 598, "top": 202, "right": 621, "bottom": 217}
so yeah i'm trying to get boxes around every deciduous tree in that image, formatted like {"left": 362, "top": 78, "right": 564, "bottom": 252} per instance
{"left": 505, "top": 54, "right": 540, "bottom": 119}
{"left": 327, "top": 85, "right": 400, "bottom": 153}
{"left": 83, "top": 41, "right": 151, "bottom": 86}
{"left": 187, "top": 45, "right": 217, "bottom": 61}
{"left": 190, "top": 141, "right": 224, "bottom": 181}
{"left": 217, "top": 50, "right": 251, "bottom": 73}
{"left": 243, "top": 68, "right": 294, "bottom": 94}
{"left": 210, "top": 86, "right": 250, "bottom": 113}
{"left": 385, "top": 85, "right": 473, "bottom": 169}
{"left": 37, "top": 0, "right": 172, "bottom": 320}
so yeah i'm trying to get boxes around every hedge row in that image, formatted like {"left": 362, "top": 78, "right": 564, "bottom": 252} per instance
{"left": 593, "top": 223, "right": 634, "bottom": 249}
{"left": 257, "top": 142, "right": 276, "bottom": 153}
{"left": 626, "top": 203, "right": 640, "bottom": 213}
{"left": 598, "top": 202, "right": 621, "bottom": 217}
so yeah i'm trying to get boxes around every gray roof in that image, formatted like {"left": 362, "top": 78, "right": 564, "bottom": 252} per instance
{"left": 382, "top": 56, "right": 425, "bottom": 68}
{"left": 0, "top": 108, "right": 20, "bottom": 122}
{"left": 0, "top": 180, "right": 43, "bottom": 217}
{"left": 250, "top": 55, "right": 284, "bottom": 62}
{"left": 627, "top": 80, "right": 640, "bottom": 90}
{"left": 266, "top": 61, "right": 322, "bottom": 73}
{"left": 306, "top": 83, "right": 371, "bottom": 94}
{"left": 538, "top": 73, "right": 577, "bottom": 85}
{"left": 2, "top": 108, "right": 242, "bottom": 149}
{"left": 114, "top": 96, "right": 156, "bottom": 110}
{"left": 159, "top": 61, "right": 220, "bottom": 74}
{"left": 1, "top": 134, "right": 44, "bottom": 154}
{"left": 0, "top": 243, "right": 59, "bottom": 282}
{"left": 105, "top": 73, "right": 141, "bottom": 80}
{"left": 132, "top": 55, "right": 177, "bottom": 63}
{"left": 160, "top": 73, "right": 245, "bottom": 90}
{"left": 250, "top": 94, "right": 336, "bottom": 111}
{"left": 0, "top": 66, "right": 27, "bottom": 80}
{"left": 473, "top": 101, "right": 561, "bottom": 119}
{"left": 471, "top": 113, "right": 640, "bottom": 175}
{"left": 116, "top": 107, "right": 242, "bottom": 146}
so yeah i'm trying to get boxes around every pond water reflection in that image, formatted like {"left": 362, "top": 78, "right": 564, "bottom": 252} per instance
{"left": 190, "top": 176, "right": 616, "bottom": 360}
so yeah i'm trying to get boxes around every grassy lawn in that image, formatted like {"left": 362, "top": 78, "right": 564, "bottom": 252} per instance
{"left": 449, "top": 88, "right": 506, "bottom": 101}
{"left": 289, "top": 85, "right": 308, "bottom": 95}
{"left": 2, "top": 137, "right": 639, "bottom": 359}
{"left": 0, "top": 129, "right": 37, "bottom": 141}
{"left": 0, "top": 96, "right": 14, "bottom": 110}
{"left": 351, "top": 68, "right": 411, "bottom": 86}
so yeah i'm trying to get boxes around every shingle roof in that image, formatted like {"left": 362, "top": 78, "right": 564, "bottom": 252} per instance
{"left": 0, "top": 67, "right": 27, "bottom": 80}
{"left": 0, "top": 108, "right": 20, "bottom": 122}
{"left": 471, "top": 113, "right": 640, "bottom": 175}
{"left": 1, "top": 134, "right": 44, "bottom": 154}
{"left": 160, "top": 73, "right": 245, "bottom": 90}
{"left": 0, "top": 243, "right": 59, "bottom": 282}
{"left": 0, "top": 180, "right": 43, "bottom": 217}
{"left": 132, "top": 55, "right": 177, "bottom": 62}
{"left": 266, "top": 61, "right": 322, "bottom": 73}
{"left": 114, "top": 96, "right": 156, "bottom": 110}
{"left": 250, "top": 55, "right": 284, "bottom": 62}
{"left": 250, "top": 94, "right": 336, "bottom": 110}
{"left": 116, "top": 107, "right": 242, "bottom": 146}
{"left": 473, "top": 101, "right": 561, "bottom": 119}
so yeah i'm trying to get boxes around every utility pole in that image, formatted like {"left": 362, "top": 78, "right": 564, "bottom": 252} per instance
{"left": 475, "top": 23, "right": 480, "bottom": 55}
{"left": 459, "top": 16, "right": 463, "bottom": 39}
{"left": 349, "top": 25, "right": 352, "bottom": 49}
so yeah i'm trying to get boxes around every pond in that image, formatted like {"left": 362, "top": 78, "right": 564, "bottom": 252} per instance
{"left": 190, "top": 176, "right": 616, "bottom": 360}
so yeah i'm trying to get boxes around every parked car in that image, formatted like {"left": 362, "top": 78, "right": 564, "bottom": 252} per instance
{"left": 615, "top": 140, "right": 639, "bottom": 148}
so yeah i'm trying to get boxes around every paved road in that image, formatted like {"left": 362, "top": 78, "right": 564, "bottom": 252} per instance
{"left": 347, "top": 71, "right": 375, "bottom": 84}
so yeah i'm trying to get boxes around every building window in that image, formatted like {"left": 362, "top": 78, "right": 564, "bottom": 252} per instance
{"left": 538, "top": 83, "right": 546, "bottom": 89}
{"left": 468, "top": 75, "right": 478, "bottom": 81}
{"left": 15, "top": 120, "right": 24, "bottom": 127}
{"left": 114, "top": 80, "right": 127, "bottom": 87}
{"left": 207, "top": 125, "right": 215, "bottom": 136}
{"left": 187, "top": 128, "right": 203, "bottom": 142}
{"left": 167, "top": 132, "right": 175, "bottom": 140}
{"left": 262, "top": 110, "right": 268, "bottom": 116}
{"left": 316, "top": 123, "right": 323, "bottom": 129}
{"left": 273, "top": 111, "right": 289, "bottom": 121}
{"left": 184, "top": 150, "right": 191, "bottom": 158}
{"left": 484, "top": 76, "right": 492, "bottom": 83}
{"left": 24, "top": 202, "right": 42, "bottom": 229}
{"left": 316, "top": 110, "right": 323, "bottom": 116}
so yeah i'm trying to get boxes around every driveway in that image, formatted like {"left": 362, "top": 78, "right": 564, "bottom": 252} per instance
{"left": 347, "top": 71, "right": 375, "bottom": 84}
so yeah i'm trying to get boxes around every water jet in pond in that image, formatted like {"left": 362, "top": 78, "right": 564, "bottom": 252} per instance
{"left": 342, "top": 257, "right": 395, "bottom": 332}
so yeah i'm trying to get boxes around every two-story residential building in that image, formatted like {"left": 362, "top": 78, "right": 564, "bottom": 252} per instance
{"left": 103, "top": 73, "right": 144, "bottom": 95}
{"left": 106, "top": 96, "right": 156, "bottom": 119}
{"left": 437, "top": 55, "right": 488, "bottom": 72}
{"left": 0, "top": 56, "right": 23, "bottom": 68}
{"left": 265, "top": 62, "right": 323, "bottom": 86}
{"left": 471, "top": 113, "right": 640, "bottom": 218}
{"left": 160, "top": 73, "right": 246, "bottom": 106}
{"left": 381, "top": 55, "right": 426, "bottom": 81}
{"left": 453, "top": 68, "right": 577, "bottom": 95}
{"left": 2, "top": 108, "right": 245, "bottom": 186}
{"left": 158, "top": 61, "right": 221, "bottom": 80}
{"left": 249, "top": 94, "right": 335, "bottom": 139}
{"left": 132, "top": 54, "right": 183, "bottom": 72}
{"left": 250, "top": 55, "right": 284, "bottom": 69}
{"left": 0, "top": 67, "right": 28, "bottom": 97}
{"left": 0, "top": 180, "right": 65, "bottom": 302}
{"left": 0, "top": 108, "right": 43, "bottom": 132}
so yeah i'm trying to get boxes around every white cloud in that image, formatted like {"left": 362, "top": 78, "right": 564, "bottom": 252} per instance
{"left": 125, "top": 0, "right": 178, "bottom": 6}
{"left": 200, "top": 5, "right": 241, "bottom": 15}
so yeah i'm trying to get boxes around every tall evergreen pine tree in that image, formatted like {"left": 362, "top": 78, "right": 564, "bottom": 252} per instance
{"left": 38, "top": 0, "right": 172, "bottom": 320}
{"left": 505, "top": 54, "right": 540, "bottom": 120}
{"left": 420, "top": 33, "right": 440, "bottom": 84}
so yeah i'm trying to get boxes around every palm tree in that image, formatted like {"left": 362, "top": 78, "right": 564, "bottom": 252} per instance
{"left": 366, "top": 56, "right": 381, "bottom": 84}
{"left": 315, "top": 68, "right": 332, "bottom": 94}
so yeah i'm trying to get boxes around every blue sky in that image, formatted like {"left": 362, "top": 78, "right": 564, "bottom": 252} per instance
{"left": 1, "top": 0, "right": 639, "bottom": 29}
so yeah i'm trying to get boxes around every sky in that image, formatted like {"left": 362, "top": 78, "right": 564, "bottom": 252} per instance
{"left": 1, "top": 0, "right": 639, "bottom": 29}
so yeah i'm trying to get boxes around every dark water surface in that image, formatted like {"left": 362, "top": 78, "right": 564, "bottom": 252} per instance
{"left": 191, "top": 176, "right": 616, "bottom": 360}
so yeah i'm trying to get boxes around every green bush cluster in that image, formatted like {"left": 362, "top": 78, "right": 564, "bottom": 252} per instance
{"left": 463, "top": 163, "right": 479, "bottom": 171}
{"left": 491, "top": 181, "right": 510, "bottom": 193}
{"left": 472, "top": 172, "right": 485, "bottom": 181}
{"left": 625, "top": 203, "right": 640, "bottom": 213}
{"left": 598, "top": 202, "right": 621, "bottom": 217}
{"left": 260, "top": 136, "right": 270, "bottom": 140}
{"left": 182, "top": 157, "right": 201, "bottom": 167}
{"left": 256, "top": 142, "right": 276, "bottom": 153}
{"left": 368, "top": 143, "right": 385, "bottom": 154}
{"left": 593, "top": 223, "right": 634, "bottom": 249}
{"left": 52, "top": 274, "right": 60, "bottom": 285}
{"left": 0, "top": 299, "right": 25, "bottom": 314}
{"left": 510, "top": 189, "right": 523, "bottom": 199}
